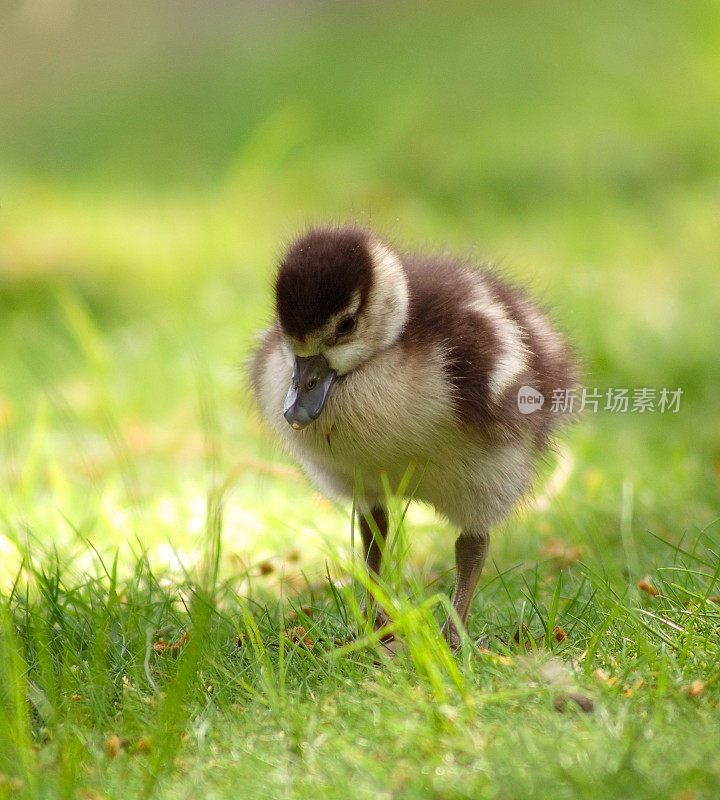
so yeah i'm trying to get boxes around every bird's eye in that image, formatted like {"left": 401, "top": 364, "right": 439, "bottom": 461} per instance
{"left": 335, "top": 315, "right": 356, "bottom": 337}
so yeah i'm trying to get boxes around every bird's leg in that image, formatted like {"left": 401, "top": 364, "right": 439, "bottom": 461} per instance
{"left": 358, "top": 505, "right": 390, "bottom": 632}
{"left": 442, "top": 528, "right": 490, "bottom": 649}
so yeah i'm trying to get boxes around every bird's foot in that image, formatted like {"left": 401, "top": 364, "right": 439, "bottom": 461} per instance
{"left": 359, "top": 601, "right": 394, "bottom": 642}
{"left": 440, "top": 619, "right": 463, "bottom": 652}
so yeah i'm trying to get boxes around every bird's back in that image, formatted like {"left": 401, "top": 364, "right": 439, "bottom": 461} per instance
{"left": 399, "top": 253, "right": 576, "bottom": 446}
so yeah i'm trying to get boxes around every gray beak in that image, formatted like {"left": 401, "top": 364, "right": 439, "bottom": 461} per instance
{"left": 283, "top": 355, "right": 337, "bottom": 430}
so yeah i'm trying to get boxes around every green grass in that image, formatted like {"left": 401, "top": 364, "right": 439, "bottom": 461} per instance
{"left": 2, "top": 512, "right": 720, "bottom": 799}
{"left": 1, "top": 1, "right": 720, "bottom": 798}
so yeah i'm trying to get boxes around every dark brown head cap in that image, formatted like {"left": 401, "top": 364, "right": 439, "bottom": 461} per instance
{"left": 275, "top": 226, "right": 374, "bottom": 340}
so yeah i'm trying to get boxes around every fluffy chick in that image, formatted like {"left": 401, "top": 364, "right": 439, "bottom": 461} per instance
{"left": 250, "top": 225, "right": 576, "bottom": 645}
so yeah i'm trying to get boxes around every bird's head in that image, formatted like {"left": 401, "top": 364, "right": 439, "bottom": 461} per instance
{"left": 275, "top": 226, "right": 409, "bottom": 430}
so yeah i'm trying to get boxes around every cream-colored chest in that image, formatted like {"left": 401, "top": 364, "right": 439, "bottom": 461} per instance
{"left": 261, "top": 339, "right": 455, "bottom": 482}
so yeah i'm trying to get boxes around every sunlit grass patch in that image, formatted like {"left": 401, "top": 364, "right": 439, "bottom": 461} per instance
{"left": 1, "top": 511, "right": 719, "bottom": 799}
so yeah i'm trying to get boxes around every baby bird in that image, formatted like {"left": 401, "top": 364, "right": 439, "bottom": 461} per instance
{"left": 250, "top": 226, "right": 576, "bottom": 645}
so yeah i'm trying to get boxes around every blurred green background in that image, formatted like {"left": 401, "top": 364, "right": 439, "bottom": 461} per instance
{"left": 1, "top": 0, "right": 719, "bottom": 584}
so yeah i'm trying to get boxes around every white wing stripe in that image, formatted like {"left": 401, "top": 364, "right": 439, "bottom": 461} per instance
{"left": 466, "top": 282, "right": 528, "bottom": 401}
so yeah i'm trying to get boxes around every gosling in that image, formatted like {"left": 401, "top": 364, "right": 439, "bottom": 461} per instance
{"left": 250, "top": 226, "right": 576, "bottom": 645}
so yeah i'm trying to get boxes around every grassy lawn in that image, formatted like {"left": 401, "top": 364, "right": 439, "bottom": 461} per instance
{"left": 1, "top": 1, "right": 719, "bottom": 798}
